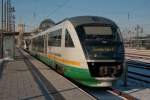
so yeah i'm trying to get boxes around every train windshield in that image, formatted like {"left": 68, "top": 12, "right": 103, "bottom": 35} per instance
{"left": 76, "top": 25, "right": 124, "bottom": 60}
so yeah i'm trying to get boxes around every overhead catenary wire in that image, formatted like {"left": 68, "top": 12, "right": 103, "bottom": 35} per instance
{"left": 31, "top": 0, "right": 149, "bottom": 37}
{"left": 47, "top": 0, "right": 70, "bottom": 17}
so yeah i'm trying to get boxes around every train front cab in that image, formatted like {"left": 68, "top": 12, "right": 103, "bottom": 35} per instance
{"left": 63, "top": 17, "right": 125, "bottom": 87}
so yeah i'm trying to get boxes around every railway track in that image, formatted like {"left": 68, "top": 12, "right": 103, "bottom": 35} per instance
{"left": 127, "top": 60, "right": 150, "bottom": 69}
{"left": 125, "top": 53, "right": 150, "bottom": 60}
{"left": 80, "top": 86, "right": 136, "bottom": 100}
{"left": 127, "top": 60, "right": 150, "bottom": 84}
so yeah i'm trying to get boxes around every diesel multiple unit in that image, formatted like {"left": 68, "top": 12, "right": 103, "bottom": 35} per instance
{"left": 27, "top": 16, "right": 125, "bottom": 87}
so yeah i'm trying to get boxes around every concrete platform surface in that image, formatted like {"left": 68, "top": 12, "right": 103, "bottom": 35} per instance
{"left": 21, "top": 49, "right": 96, "bottom": 100}
{"left": 0, "top": 49, "right": 46, "bottom": 100}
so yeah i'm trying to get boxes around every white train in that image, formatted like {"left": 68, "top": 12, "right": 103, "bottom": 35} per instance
{"left": 28, "top": 16, "right": 125, "bottom": 87}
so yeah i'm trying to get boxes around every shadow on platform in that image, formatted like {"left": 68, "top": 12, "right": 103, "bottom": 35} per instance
{"left": 22, "top": 94, "right": 44, "bottom": 100}
{"left": 0, "top": 61, "right": 5, "bottom": 79}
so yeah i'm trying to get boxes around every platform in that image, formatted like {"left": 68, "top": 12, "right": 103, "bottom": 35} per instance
{"left": 21, "top": 49, "right": 95, "bottom": 100}
{"left": 0, "top": 48, "right": 95, "bottom": 100}
{"left": 0, "top": 49, "right": 46, "bottom": 100}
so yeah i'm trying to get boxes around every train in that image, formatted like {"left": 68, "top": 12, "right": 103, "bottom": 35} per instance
{"left": 27, "top": 16, "right": 126, "bottom": 87}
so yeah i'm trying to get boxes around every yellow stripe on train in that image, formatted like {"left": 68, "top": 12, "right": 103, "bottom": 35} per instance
{"left": 47, "top": 54, "right": 81, "bottom": 67}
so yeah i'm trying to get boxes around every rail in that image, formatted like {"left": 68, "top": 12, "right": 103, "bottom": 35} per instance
{"left": 80, "top": 87, "right": 136, "bottom": 100}
{"left": 127, "top": 61, "right": 150, "bottom": 70}
{"left": 108, "top": 88, "right": 136, "bottom": 100}
{"left": 125, "top": 53, "right": 150, "bottom": 60}
{"left": 127, "top": 60, "right": 150, "bottom": 84}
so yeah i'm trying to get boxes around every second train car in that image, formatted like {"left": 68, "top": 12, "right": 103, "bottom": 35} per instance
{"left": 28, "top": 16, "right": 125, "bottom": 87}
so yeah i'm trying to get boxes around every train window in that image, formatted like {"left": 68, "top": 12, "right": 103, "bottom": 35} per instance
{"left": 48, "top": 31, "right": 55, "bottom": 46}
{"left": 56, "top": 29, "right": 62, "bottom": 47}
{"left": 48, "top": 29, "right": 62, "bottom": 47}
{"left": 32, "top": 38, "right": 36, "bottom": 51}
{"left": 35, "top": 38, "right": 38, "bottom": 51}
{"left": 65, "top": 29, "right": 74, "bottom": 47}
{"left": 32, "top": 36, "right": 44, "bottom": 53}
{"left": 38, "top": 36, "right": 44, "bottom": 52}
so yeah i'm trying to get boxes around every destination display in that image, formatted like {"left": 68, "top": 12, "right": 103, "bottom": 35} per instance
{"left": 93, "top": 47, "right": 115, "bottom": 52}
{"left": 84, "top": 26, "right": 112, "bottom": 35}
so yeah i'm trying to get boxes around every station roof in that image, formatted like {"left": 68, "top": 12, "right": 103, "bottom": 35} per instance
{"left": 39, "top": 18, "right": 55, "bottom": 31}
{"left": 2, "top": 32, "right": 19, "bottom": 36}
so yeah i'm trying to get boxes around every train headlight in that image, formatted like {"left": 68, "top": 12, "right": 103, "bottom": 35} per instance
{"left": 91, "top": 62, "right": 94, "bottom": 66}
{"left": 99, "top": 66, "right": 108, "bottom": 76}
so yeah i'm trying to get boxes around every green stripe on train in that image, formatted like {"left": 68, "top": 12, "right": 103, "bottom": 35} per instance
{"left": 64, "top": 65, "right": 100, "bottom": 86}
{"left": 34, "top": 54, "right": 124, "bottom": 87}
{"left": 36, "top": 54, "right": 101, "bottom": 86}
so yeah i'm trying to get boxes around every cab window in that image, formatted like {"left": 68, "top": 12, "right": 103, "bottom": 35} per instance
{"left": 65, "top": 29, "right": 74, "bottom": 47}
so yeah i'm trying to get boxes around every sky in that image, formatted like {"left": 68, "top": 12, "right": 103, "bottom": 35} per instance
{"left": 12, "top": 0, "right": 150, "bottom": 37}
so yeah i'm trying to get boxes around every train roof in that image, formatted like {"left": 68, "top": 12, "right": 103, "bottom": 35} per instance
{"left": 31, "top": 16, "right": 118, "bottom": 39}
{"left": 67, "top": 16, "right": 117, "bottom": 27}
